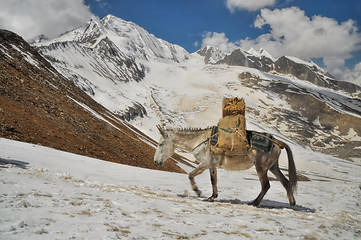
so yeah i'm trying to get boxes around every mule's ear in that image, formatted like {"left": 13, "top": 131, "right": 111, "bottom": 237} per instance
{"left": 156, "top": 125, "right": 167, "bottom": 137}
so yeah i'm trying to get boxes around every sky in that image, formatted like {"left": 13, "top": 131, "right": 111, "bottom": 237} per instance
{"left": 1, "top": 0, "right": 361, "bottom": 85}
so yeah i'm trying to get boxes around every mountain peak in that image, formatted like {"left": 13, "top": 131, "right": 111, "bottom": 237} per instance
{"left": 100, "top": 14, "right": 130, "bottom": 27}
{"left": 28, "top": 34, "right": 49, "bottom": 44}
{"left": 36, "top": 14, "right": 189, "bottom": 62}
{"left": 103, "top": 14, "right": 117, "bottom": 21}
{"left": 245, "top": 47, "right": 275, "bottom": 62}
{"left": 196, "top": 45, "right": 226, "bottom": 64}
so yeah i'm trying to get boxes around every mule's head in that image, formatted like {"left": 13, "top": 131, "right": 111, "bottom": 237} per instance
{"left": 154, "top": 125, "right": 175, "bottom": 166}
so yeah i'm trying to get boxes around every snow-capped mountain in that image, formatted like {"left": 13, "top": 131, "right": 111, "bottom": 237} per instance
{"left": 35, "top": 14, "right": 191, "bottom": 117}
{"left": 212, "top": 47, "right": 275, "bottom": 72}
{"left": 196, "top": 45, "right": 227, "bottom": 64}
{"left": 36, "top": 15, "right": 190, "bottom": 62}
{"left": 245, "top": 47, "right": 276, "bottom": 62}
{"left": 33, "top": 15, "right": 361, "bottom": 162}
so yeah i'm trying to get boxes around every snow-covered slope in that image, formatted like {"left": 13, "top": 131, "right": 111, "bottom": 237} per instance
{"left": 36, "top": 37, "right": 146, "bottom": 113}
{"left": 1, "top": 137, "right": 360, "bottom": 239}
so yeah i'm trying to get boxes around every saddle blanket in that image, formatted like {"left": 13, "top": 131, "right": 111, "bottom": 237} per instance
{"left": 250, "top": 131, "right": 274, "bottom": 153}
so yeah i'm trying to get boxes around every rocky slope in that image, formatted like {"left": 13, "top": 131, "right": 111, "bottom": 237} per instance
{"left": 198, "top": 46, "right": 361, "bottom": 97}
{"left": 0, "top": 29, "right": 187, "bottom": 173}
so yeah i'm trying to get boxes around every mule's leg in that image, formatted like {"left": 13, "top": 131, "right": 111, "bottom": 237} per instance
{"left": 270, "top": 162, "right": 296, "bottom": 208}
{"left": 189, "top": 163, "right": 207, "bottom": 197}
{"left": 250, "top": 165, "right": 270, "bottom": 206}
{"left": 208, "top": 167, "right": 218, "bottom": 202}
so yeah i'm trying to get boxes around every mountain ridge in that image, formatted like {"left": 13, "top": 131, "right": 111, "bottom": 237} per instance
{"left": 197, "top": 45, "right": 361, "bottom": 96}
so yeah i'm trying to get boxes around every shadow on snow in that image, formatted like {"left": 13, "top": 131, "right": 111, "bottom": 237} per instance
{"left": 177, "top": 194, "right": 316, "bottom": 213}
{"left": 0, "top": 157, "right": 29, "bottom": 169}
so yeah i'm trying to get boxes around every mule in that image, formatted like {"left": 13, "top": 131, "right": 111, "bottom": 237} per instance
{"left": 154, "top": 125, "right": 297, "bottom": 208}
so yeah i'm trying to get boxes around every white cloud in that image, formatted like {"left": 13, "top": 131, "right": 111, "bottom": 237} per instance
{"left": 243, "top": 7, "right": 361, "bottom": 85}
{"left": 0, "top": 0, "right": 95, "bottom": 41}
{"left": 348, "top": 62, "right": 361, "bottom": 86}
{"left": 332, "top": 61, "right": 361, "bottom": 87}
{"left": 201, "top": 32, "right": 238, "bottom": 53}
{"left": 240, "top": 7, "right": 361, "bottom": 60}
{"left": 226, "top": 0, "right": 276, "bottom": 12}
{"left": 202, "top": 6, "right": 361, "bottom": 86}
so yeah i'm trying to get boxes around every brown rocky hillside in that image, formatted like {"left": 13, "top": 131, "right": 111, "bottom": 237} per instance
{"left": 0, "top": 29, "right": 187, "bottom": 173}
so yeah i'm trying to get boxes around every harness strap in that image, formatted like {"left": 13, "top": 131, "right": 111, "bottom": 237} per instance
{"left": 191, "top": 138, "right": 209, "bottom": 152}
{"left": 194, "top": 130, "right": 283, "bottom": 154}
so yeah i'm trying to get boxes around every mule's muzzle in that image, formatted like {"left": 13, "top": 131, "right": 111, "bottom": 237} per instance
{"left": 154, "top": 160, "right": 164, "bottom": 166}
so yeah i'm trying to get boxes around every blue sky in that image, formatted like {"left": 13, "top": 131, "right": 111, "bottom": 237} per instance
{"left": 1, "top": 0, "right": 361, "bottom": 85}
{"left": 85, "top": 0, "right": 259, "bottom": 52}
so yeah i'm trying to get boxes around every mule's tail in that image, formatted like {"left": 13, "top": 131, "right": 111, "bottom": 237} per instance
{"left": 276, "top": 139, "right": 297, "bottom": 194}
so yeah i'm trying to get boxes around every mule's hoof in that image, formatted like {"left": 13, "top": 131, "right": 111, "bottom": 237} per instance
{"left": 195, "top": 190, "right": 202, "bottom": 197}
{"left": 248, "top": 201, "right": 259, "bottom": 206}
{"left": 207, "top": 197, "right": 215, "bottom": 202}
{"left": 288, "top": 198, "right": 296, "bottom": 208}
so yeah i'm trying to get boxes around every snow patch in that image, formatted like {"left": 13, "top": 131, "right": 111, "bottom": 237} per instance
{"left": 68, "top": 96, "right": 120, "bottom": 130}
{"left": 10, "top": 44, "right": 39, "bottom": 69}
{"left": 345, "top": 128, "right": 361, "bottom": 141}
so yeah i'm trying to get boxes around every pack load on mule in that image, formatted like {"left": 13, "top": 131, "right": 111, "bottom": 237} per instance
{"left": 210, "top": 97, "right": 248, "bottom": 154}
{"left": 210, "top": 97, "right": 275, "bottom": 154}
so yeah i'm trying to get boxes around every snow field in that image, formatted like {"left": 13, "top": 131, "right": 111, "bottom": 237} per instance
{"left": 1, "top": 138, "right": 360, "bottom": 239}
